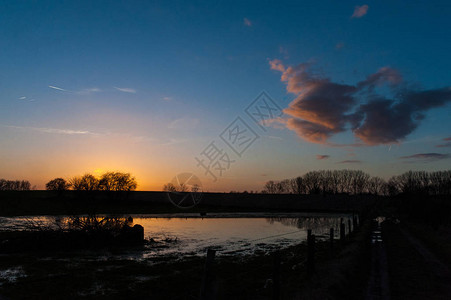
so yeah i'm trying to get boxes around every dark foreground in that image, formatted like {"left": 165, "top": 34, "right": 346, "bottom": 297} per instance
{"left": 0, "top": 222, "right": 371, "bottom": 299}
{"left": 0, "top": 190, "right": 376, "bottom": 216}
{"left": 1, "top": 193, "right": 450, "bottom": 299}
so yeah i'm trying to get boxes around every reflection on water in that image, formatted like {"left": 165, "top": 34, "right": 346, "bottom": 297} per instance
{"left": 0, "top": 213, "right": 354, "bottom": 257}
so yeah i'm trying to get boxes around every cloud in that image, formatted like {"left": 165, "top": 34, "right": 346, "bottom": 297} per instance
{"left": 354, "top": 88, "right": 451, "bottom": 144}
{"left": 316, "top": 155, "right": 330, "bottom": 160}
{"left": 436, "top": 143, "right": 451, "bottom": 148}
{"left": 269, "top": 59, "right": 286, "bottom": 72}
{"left": 335, "top": 42, "right": 345, "bottom": 50}
{"left": 243, "top": 18, "right": 252, "bottom": 27}
{"left": 78, "top": 88, "right": 102, "bottom": 95}
{"left": 337, "top": 160, "right": 362, "bottom": 164}
{"left": 163, "top": 96, "right": 172, "bottom": 101}
{"left": 18, "top": 96, "right": 26, "bottom": 100}
{"left": 436, "top": 137, "right": 451, "bottom": 148}
{"left": 4, "top": 125, "right": 98, "bottom": 136}
{"left": 48, "top": 85, "right": 69, "bottom": 92}
{"left": 114, "top": 87, "right": 136, "bottom": 94}
{"left": 356, "top": 67, "right": 402, "bottom": 90}
{"left": 400, "top": 153, "right": 450, "bottom": 161}
{"left": 49, "top": 85, "right": 102, "bottom": 95}
{"left": 268, "top": 60, "right": 451, "bottom": 145}
{"left": 351, "top": 5, "right": 369, "bottom": 18}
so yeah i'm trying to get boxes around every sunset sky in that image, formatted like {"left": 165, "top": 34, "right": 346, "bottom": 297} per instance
{"left": 1, "top": 1, "right": 450, "bottom": 192}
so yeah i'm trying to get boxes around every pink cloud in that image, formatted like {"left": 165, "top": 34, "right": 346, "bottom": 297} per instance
{"left": 316, "top": 155, "right": 330, "bottom": 160}
{"left": 337, "top": 160, "right": 362, "bottom": 164}
{"left": 351, "top": 5, "right": 369, "bottom": 18}
{"left": 269, "top": 59, "right": 286, "bottom": 72}
{"left": 268, "top": 60, "right": 451, "bottom": 146}
{"left": 243, "top": 18, "right": 252, "bottom": 27}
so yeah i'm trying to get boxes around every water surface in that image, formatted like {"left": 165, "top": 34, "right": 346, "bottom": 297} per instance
{"left": 0, "top": 212, "right": 356, "bottom": 257}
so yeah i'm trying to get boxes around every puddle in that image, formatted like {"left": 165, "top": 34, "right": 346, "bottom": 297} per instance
{"left": 0, "top": 267, "right": 26, "bottom": 285}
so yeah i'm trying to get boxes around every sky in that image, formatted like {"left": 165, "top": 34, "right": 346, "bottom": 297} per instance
{"left": 0, "top": 0, "right": 450, "bottom": 192}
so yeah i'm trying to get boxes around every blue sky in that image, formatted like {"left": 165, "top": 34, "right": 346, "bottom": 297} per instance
{"left": 0, "top": 1, "right": 450, "bottom": 191}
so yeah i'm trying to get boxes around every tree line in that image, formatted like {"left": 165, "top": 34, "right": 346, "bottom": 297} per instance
{"left": 46, "top": 172, "right": 137, "bottom": 192}
{"left": 0, "top": 179, "right": 32, "bottom": 191}
{"left": 262, "top": 169, "right": 451, "bottom": 196}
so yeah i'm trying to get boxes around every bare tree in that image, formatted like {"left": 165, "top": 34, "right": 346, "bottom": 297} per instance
{"left": 0, "top": 179, "right": 31, "bottom": 191}
{"left": 46, "top": 178, "right": 70, "bottom": 191}
{"left": 290, "top": 176, "right": 304, "bottom": 194}
{"left": 367, "top": 176, "right": 387, "bottom": 195}
{"left": 262, "top": 180, "right": 278, "bottom": 194}
{"left": 99, "top": 172, "right": 137, "bottom": 191}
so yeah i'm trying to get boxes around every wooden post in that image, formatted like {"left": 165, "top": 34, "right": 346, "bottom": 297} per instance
{"left": 329, "top": 227, "right": 334, "bottom": 257}
{"left": 307, "top": 231, "right": 315, "bottom": 278}
{"left": 348, "top": 219, "right": 352, "bottom": 235}
{"left": 272, "top": 251, "right": 281, "bottom": 300}
{"left": 200, "top": 249, "right": 216, "bottom": 300}
{"left": 340, "top": 222, "right": 346, "bottom": 244}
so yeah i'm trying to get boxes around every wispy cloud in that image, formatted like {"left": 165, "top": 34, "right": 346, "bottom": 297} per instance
{"left": 163, "top": 96, "right": 172, "bottom": 101}
{"left": 48, "top": 85, "right": 69, "bottom": 92}
{"left": 351, "top": 5, "right": 369, "bottom": 18}
{"left": 435, "top": 136, "right": 451, "bottom": 148}
{"left": 268, "top": 59, "right": 451, "bottom": 146}
{"left": 400, "top": 153, "right": 450, "bottom": 161}
{"left": 114, "top": 87, "right": 137, "bottom": 94}
{"left": 337, "top": 160, "right": 362, "bottom": 164}
{"left": 316, "top": 155, "right": 330, "bottom": 160}
{"left": 4, "top": 125, "right": 98, "bottom": 136}
{"left": 18, "top": 96, "right": 26, "bottom": 100}
{"left": 49, "top": 85, "right": 103, "bottom": 95}
{"left": 78, "top": 88, "right": 102, "bottom": 95}
{"left": 243, "top": 18, "right": 252, "bottom": 27}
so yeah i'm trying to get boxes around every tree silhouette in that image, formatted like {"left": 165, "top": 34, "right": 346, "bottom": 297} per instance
{"left": 0, "top": 179, "right": 31, "bottom": 191}
{"left": 69, "top": 172, "right": 137, "bottom": 191}
{"left": 46, "top": 178, "right": 70, "bottom": 191}
{"left": 99, "top": 172, "right": 137, "bottom": 192}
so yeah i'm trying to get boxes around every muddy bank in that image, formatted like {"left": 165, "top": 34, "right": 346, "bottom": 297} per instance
{"left": 0, "top": 225, "right": 371, "bottom": 299}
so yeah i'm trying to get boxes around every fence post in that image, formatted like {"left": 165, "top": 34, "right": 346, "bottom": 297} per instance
{"left": 200, "top": 249, "right": 216, "bottom": 300}
{"left": 272, "top": 251, "right": 281, "bottom": 300}
{"left": 329, "top": 227, "right": 334, "bottom": 257}
{"left": 340, "top": 222, "right": 346, "bottom": 244}
{"left": 307, "top": 230, "right": 315, "bottom": 278}
{"left": 348, "top": 219, "right": 352, "bottom": 235}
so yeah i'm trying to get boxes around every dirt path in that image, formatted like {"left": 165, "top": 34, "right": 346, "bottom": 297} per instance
{"left": 365, "top": 221, "right": 390, "bottom": 300}
{"left": 399, "top": 227, "right": 451, "bottom": 292}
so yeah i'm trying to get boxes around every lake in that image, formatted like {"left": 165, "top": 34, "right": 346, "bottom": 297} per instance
{"left": 0, "top": 212, "right": 356, "bottom": 258}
